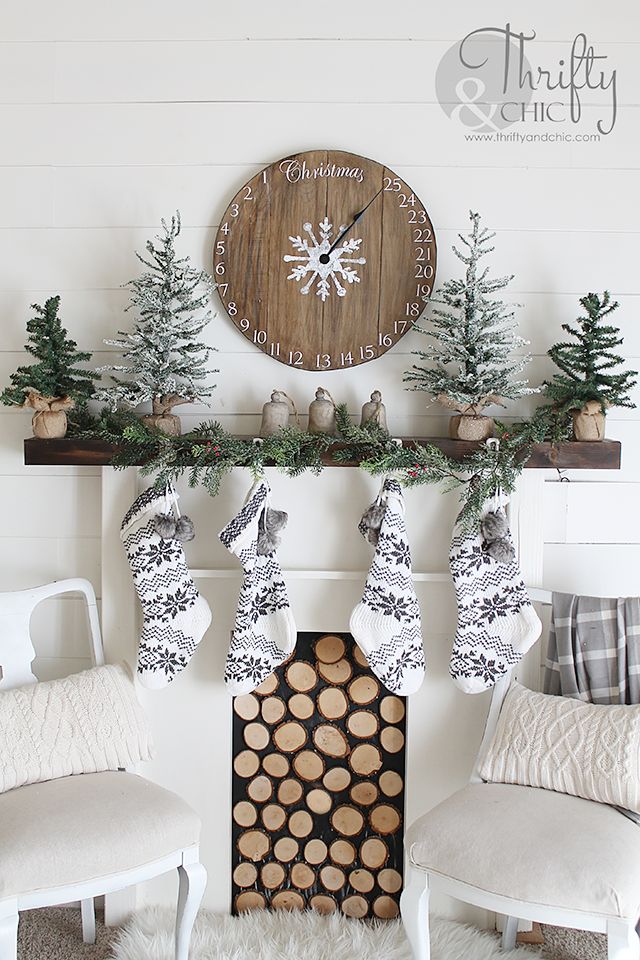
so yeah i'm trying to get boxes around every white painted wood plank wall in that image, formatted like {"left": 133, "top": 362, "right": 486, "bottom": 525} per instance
{"left": 0, "top": 0, "right": 639, "bottom": 917}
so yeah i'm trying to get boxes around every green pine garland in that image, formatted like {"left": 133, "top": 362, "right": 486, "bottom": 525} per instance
{"left": 71, "top": 403, "right": 556, "bottom": 528}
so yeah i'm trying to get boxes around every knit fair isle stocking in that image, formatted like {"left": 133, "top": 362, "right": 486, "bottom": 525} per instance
{"left": 121, "top": 487, "right": 212, "bottom": 689}
{"left": 449, "top": 497, "right": 542, "bottom": 693}
{"left": 350, "top": 478, "right": 425, "bottom": 696}
{"left": 219, "top": 478, "right": 296, "bottom": 695}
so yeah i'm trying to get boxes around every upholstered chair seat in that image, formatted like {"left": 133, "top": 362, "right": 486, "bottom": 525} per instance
{"left": 0, "top": 772, "right": 201, "bottom": 900}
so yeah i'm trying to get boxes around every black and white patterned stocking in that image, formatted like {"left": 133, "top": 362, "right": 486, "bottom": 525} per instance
{"left": 350, "top": 478, "right": 425, "bottom": 696}
{"left": 219, "top": 477, "right": 296, "bottom": 695}
{"left": 121, "top": 485, "right": 212, "bottom": 689}
{"left": 449, "top": 494, "right": 542, "bottom": 693}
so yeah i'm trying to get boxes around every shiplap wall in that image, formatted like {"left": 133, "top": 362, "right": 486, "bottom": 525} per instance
{"left": 1, "top": 0, "right": 639, "bottom": 917}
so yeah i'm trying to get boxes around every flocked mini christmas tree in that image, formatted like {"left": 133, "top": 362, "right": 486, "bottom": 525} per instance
{"left": 96, "top": 212, "right": 217, "bottom": 436}
{"left": 543, "top": 291, "right": 637, "bottom": 441}
{"left": 1, "top": 296, "right": 96, "bottom": 438}
{"left": 404, "top": 211, "right": 537, "bottom": 440}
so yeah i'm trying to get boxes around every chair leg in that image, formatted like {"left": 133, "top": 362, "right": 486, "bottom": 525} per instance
{"left": 81, "top": 898, "right": 96, "bottom": 944}
{"left": 0, "top": 902, "right": 18, "bottom": 960}
{"left": 501, "top": 916, "right": 519, "bottom": 951}
{"left": 175, "top": 860, "right": 207, "bottom": 960}
{"left": 607, "top": 919, "right": 640, "bottom": 960}
{"left": 400, "top": 867, "right": 430, "bottom": 960}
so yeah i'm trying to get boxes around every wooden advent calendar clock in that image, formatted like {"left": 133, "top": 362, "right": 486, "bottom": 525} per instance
{"left": 213, "top": 150, "right": 437, "bottom": 371}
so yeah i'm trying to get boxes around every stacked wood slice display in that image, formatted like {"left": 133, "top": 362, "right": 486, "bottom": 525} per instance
{"left": 232, "top": 632, "right": 406, "bottom": 919}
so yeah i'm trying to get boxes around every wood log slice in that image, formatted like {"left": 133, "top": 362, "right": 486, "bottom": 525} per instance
{"left": 247, "top": 775, "right": 273, "bottom": 803}
{"left": 348, "top": 675, "right": 380, "bottom": 705}
{"left": 254, "top": 673, "right": 279, "bottom": 696}
{"left": 320, "top": 865, "right": 346, "bottom": 892}
{"left": 309, "top": 894, "right": 337, "bottom": 915}
{"left": 380, "top": 726, "right": 405, "bottom": 754}
{"left": 304, "top": 838, "right": 328, "bottom": 865}
{"left": 360, "top": 837, "right": 388, "bottom": 869}
{"left": 237, "top": 830, "right": 271, "bottom": 862}
{"left": 380, "top": 695, "right": 405, "bottom": 724}
{"left": 262, "top": 753, "right": 290, "bottom": 778}
{"left": 273, "top": 720, "right": 308, "bottom": 753}
{"left": 271, "top": 890, "right": 305, "bottom": 911}
{"left": 306, "top": 788, "right": 332, "bottom": 815}
{"left": 369, "top": 804, "right": 401, "bottom": 835}
{"left": 288, "top": 810, "right": 314, "bottom": 838}
{"left": 261, "top": 696, "right": 286, "bottom": 725}
{"left": 233, "top": 693, "right": 260, "bottom": 721}
{"left": 234, "top": 750, "right": 260, "bottom": 778}
{"left": 244, "top": 722, "right": 270, "bottom": 751}
{"left": 315, "top": 634, "right": 346, "bottom": 664}
{"left": 260, "top": 862, "right": 286, "bottom": 889}
{"left": 233, "top": 801, "right": 257, "bottom": 828}
{"left": 373, "top": 895, "right": 400, "bottom": 919}
{"left": 233, "top": 862, "right": 258, "bottom": 888}
{"left": 235, "top": 891, "right": 266, "bottom": 912}
{"left": 288, "top": 693, "right": 315, "bottom": 720}
{"left": 285, "top": 661, "right": 317, "bottom": 693}
{"left": 341, "top": 895, "right": 369, "bottom": 919}
{"left": 317, "top": 687, "right": 348, "bottom": 720}
{"left": 349, "top": 743, "right": 383, "bottom": 777}
{"left": 318, "top": 659, "right": 353, "bottom": 685}
{"left": 261, "top": 803, "right": 286, "bottom": 831}
{"left": 290, "top": 862, "right": 316, "bottom": 890}
{"left": 378, "top": 770, "right": 403, "bottom": 797}
{"left": 323, "top": 767, "right": 351, "bottom": 792}
{"left": 378, "top": 868, "right": 403, "bottom": 894}
{"left": 313, "top": 724, "right": 349, "bottom": 759}
{"left": 330, "top": 805, "right": 365, "bottom": 837}
{"left": 277, "top": 779, "right": 304, "bottom": 806}
{"left": 349, "top": 868, "right": 375, "bottom": 893}
{"left": 328, "top": 840, "right": 356, "bottom": 866}
{"left": 347, "top": 709, "right": 379, "bottom": 739}
{"left": 273, "top": 837, "right": 299, "bottom": 862}
{"left": 292, "top": 750, "right": 325, "bottom": 782}
{"left": 353, "top": 646, "right": 369, "bottom": 668}
{"left": 350, "top": 781, "right": 378, "bottom": 806}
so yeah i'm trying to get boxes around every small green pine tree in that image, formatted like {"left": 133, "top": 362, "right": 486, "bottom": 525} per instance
{"left": 95, "top": 212, "right": 217, "bottom": 416}
{"left": 404, "top": 211, "right": 537, "bottom": 414}
{"left": 544, "top": 292, "right": 637, "bottom": 413}
{"left": 1, "top": 296, "right": 96, "bottom": 407}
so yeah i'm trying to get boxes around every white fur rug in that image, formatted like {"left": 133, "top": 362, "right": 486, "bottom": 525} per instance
{"left": 110, "top": 907, "right": 541, "bottom": 960}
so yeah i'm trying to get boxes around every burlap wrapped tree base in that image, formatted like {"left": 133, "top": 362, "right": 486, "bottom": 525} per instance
{"left": 141, "top": 413, "right": 182, "bottom": 436}
{"left": 572, "top": 400, "right": 606, "bottom": 441}
{"left": 448, "top": 414, "right": 494, "bottom": 441}
{"left": 23, "top": 391, "right": 74, "bottom": 439}
{"left": 141, "top": 394, "right": 192, "bottom": 436}
{"left": 436, "top": 394, "right": 499, "bottom": 442}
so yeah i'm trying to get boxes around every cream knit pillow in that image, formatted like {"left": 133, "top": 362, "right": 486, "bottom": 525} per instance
{"left": 0, "top": 662, "right": 154, "bottom": 794}
{"left": 478, "top": 681, "right": 640, "bottom": 812}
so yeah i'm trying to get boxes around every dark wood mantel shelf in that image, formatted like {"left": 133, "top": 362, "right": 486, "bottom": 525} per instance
{"left": 24, "top": 437, "right": 622, "bottom": 470}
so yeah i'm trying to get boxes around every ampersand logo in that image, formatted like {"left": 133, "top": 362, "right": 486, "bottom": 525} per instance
{"left": 436, "top": 27, "right": 533, "bottom": 133}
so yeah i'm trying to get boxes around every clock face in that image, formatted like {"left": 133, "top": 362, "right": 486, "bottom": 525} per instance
{"left": 213, "top": 149, "right": 437, "bottom": 371}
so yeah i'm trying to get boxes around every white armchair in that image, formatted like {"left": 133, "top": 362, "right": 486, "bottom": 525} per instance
{"left": 0, "top": 578, "right": 206, "bottom": 960}
{"left": 401, "top": 672, "right": 640, "bottom": 960}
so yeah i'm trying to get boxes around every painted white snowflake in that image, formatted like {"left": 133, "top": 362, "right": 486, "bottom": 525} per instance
{"left": 283, "top": 217, "right": 366, "bottom": 302}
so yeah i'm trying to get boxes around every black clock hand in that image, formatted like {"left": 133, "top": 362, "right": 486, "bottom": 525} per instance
{"left": 319, "top": 187, "right": 383, "bottom": 264}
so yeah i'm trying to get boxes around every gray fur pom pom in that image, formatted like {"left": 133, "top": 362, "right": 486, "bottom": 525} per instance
{"left": 481, "top": 510, "right": 509, "bottom": 542}
{"left": 154, "top": 513, "right": 177, "bottom": 540}
{"left": 485, "top": 538, "right": 516, "bottom": 563}
{"left": 257, "top": 507, "right": 288, "bottom": 555}
{"left": 174, "top": 516, "right": 195, "bottom": 542}
{"left": 359, "top": 502, "right": 387, "bottom": 545}
{"left": 481, "top": 510, "right": 515, "bottom": 563}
